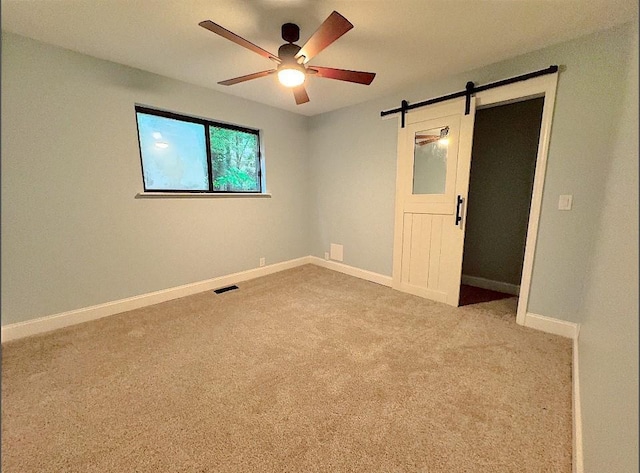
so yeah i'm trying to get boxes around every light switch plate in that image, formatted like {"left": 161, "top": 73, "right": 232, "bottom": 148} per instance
{"left": 558, "top": 194, "right": 573, "bottom": 210}
{"left": 330, "top": 243, "right": 344, "bottom": 262}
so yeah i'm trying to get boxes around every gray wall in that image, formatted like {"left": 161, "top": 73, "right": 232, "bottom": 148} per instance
{"left": 462, "top": 98, "right": 544, "bottom": 286}
{"left": 308, "top": 99, "right": 398, "bottom": 277}
{"left": 308, "top": 22, "right": 635, "bottom": 323}
{"left": 577, "top": 22, "right": 638, "bottom": 473}
{"left": 1, "top": 32, "right": 311, "bottom": 325}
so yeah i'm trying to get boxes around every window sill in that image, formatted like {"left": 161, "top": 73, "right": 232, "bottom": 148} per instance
{"left": 135, "top": 192, "right": 272, "bottom": 199}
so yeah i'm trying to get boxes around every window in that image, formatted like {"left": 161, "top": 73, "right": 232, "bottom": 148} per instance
{"left": 135, "top": 106, "right": 262, "bottom": 193}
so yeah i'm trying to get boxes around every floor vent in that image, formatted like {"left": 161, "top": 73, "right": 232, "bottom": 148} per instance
{"left": 214, "top": 285, "right": 239, "bottom": 295}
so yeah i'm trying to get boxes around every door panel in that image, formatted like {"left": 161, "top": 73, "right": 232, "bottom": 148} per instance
{"left": 398, "top": 212, "right": 447, "bottom": 302}
{"left": 403, "top": 202, "right": 454, "bottom": 215}
{"left": 408, "top": 214, "right": 432, "bottom": 287}
{"left": 427, "top": 216, "right": 443, "bottom": 290}
{"left": 392, "top": 98, "right": 476, "bottom": 306}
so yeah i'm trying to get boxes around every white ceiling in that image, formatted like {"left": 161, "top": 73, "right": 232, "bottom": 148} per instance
{"left": 2, "top": 0, "right": 637, "bottom": 116}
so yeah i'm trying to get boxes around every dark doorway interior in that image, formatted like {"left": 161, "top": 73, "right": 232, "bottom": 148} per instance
{"left": 459, "top": 284, "right": 514, "bottom": 306}
{"left": 460, "top": 97, "right": 545, "bottom": 308}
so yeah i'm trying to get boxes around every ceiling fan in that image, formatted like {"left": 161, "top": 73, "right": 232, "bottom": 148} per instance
{"left": 199, "top": 11, "right": 376, "bottom": 105}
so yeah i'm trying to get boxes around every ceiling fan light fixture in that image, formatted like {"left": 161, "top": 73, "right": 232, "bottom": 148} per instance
{"left": 277, "top": 66, "right": 306, "bottom": 88}
{"left": 438, "top": 126, "right": 450, "bottom": 146}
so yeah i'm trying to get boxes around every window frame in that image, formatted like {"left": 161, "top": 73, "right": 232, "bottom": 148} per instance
{"left": 134, "top": 105, "right": 263, "bottom": 194}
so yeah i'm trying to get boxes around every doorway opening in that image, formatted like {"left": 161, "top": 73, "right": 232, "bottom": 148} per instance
{"left": 459, "top": 97, "right": 545, "bottom": 310}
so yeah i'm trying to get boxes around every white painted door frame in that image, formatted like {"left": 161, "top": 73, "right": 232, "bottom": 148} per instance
{"left": 472, "top": 73, "right": 559, "bottom": 325}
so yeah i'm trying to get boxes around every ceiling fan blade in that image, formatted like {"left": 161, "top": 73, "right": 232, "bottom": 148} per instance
{"left": 295, "top": 11, "right": 353, "bottom": 64}
{"left": 199, "top": 20, "right": 281, "bottom": 63}
{"left": 218, "top": 70, "right": 276, "bottom": 86}
{"left": 415, "top": 137, "right": 440, "bottom": 146}
{"left": 308, "top": 66, "right": 376, "bottom": 85}
{"left": 292, "top": 85, "right": 310, "bottom": 105}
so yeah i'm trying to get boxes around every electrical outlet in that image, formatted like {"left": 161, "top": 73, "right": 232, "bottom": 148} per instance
{"left": 324, "top": 252, "right": 329, "bottom": 260}
{"left": 558, "top": 194, "right": 573, "bottom": 210}
{"left": 259, "top": 257, "right": 265, "bottom": 267}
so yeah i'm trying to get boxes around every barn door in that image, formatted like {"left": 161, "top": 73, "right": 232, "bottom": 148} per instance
{"left": 392, "top": 97, "right": 476, "bottom": 306}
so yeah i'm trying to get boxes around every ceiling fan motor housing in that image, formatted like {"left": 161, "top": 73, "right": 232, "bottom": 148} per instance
{"left": 281, "top": 23, "right": 300, "bottom": 43}
{"left": 278, "top": 43, "right": 302, "bottom": 65}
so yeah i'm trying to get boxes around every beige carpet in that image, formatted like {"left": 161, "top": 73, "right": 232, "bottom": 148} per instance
{"left": 1, "top": 265, "right": 572, "bottom": 472}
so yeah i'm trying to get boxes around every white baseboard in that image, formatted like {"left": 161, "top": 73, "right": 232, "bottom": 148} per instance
{"left": 1, "top": 256, "right": 312, "bottom": 343}
{"left": 524, "top": 312, "right": 582, "bottom": 471}
{"left": 523, "top": 312, "right": 580, "bottom": 339}
{"left": 572, "top": 332, "right": 584, "bottom": 473}
{"left": 0, "top": 257, "right": 577, "bottom": 347}
{"left": 309, "top": 256, "right": 393, "bottom": 287}
{"left": 1, "top": 257, "right": 394, "bottom": 343}
{"left": 461, "top": 275, "right": 520, "bottom": 296}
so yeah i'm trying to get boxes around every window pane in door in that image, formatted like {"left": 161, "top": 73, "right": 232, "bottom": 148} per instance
{"left": 412, "top": 126, "right": 449, "bottom": 194}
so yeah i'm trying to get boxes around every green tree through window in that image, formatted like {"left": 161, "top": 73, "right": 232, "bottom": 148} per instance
{"left": 210, "top": 126, "right": 260, "bottom": 192}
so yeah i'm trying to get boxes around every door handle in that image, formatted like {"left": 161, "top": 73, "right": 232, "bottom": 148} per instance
{"left": 455, "top": 195, "right": 463, "bottom": 226}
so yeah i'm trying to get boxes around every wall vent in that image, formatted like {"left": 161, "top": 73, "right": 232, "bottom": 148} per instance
{"left": 214, "top": 285, "right": 239, "bottom": 294}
